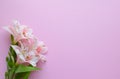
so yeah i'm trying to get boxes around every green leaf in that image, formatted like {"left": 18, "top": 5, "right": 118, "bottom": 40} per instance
{"left": 6, "top": 49, "right": 16, "bottom": 69}
{"left": 6, "top": 56, "right": 14, "bottom": 69}
{"left": 23, "top": 72, "right": 31, "bottom": 79}
{"left": 10, "top": 34, "right": 14, "bottom": 45}
{"left": 9, "top": 46, "right": 17, "bottom": 62}
{"left": 9, "top": 53, "right": 15, "bottom": 63}
{"left": 5, "top": 72, "right": 8, "bottom": 79}
{"left": 10, "top": 34, "right": 18, "bottom": 45}
{"left": 14, "top": 72, "right": 31, "bottom": 79}
{"left": 6, "top": 52, "right": 15, "bottom": 68}
{"left": 10, "top": 34, "right": 14, "bottom": 41}
{"left": 8, "top": 67, "right": 16, "bottom": 79}
{"left": 15, "top": 65, "right": 40, "bottom": 73}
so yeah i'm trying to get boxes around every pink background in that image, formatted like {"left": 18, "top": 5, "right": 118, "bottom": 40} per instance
{"left": 0, "top": 0, "right": 120, "bottom": 79}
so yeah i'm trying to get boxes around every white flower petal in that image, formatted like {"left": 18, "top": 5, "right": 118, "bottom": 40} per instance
{"left": 29, "top": 56, "right": 40, "bottom": 66}
{"left": 40, "top": 55, "right": 46, "bottom": 63}
{"left": 39, "top": 41, "right": 45, "bottom": 46}
{"left": 11, "top": 45, "right": 25, "bottom": 61}
{"left": 29, "top": 61, "right": 36, "bottom": 67}
{"left": 3, "top": 26, "right": 13, "bottom": 34}
{"left": 41, "top": 47, "right": 48, "bottom": 54}
{"left": 28, "top": 28, "right": 33, "bottom": 34}
{"left": 13, "top": 20, "right": 20, "bottom": 27}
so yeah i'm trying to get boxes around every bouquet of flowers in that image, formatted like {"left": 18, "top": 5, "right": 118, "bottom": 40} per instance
{"left": 3, "top": 20, "right": 48, "bottom": 79}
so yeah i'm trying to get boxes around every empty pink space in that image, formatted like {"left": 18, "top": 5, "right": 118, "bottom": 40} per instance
{"left": 0, "top": 0, "right": 120, "bottom": 79}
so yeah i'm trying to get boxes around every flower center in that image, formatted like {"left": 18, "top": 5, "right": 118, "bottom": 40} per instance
{"left": 26, "top": 55, "right": 32, "bottom": 61}
{"left": 36, "top": 46, "right": 41, "bottom": 53}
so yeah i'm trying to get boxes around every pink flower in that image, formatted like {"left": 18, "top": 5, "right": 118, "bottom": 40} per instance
{"left": 4, "top": 20, "right": 48, "bottom": 66}
{"left": 34, "top": 41, "right": 48, "bottom": 63}
{"left": 11, "top": 39, "right": 47, "bottom": 66}
{"left": 34, "top": 41, "right": 48, "bottom": 54}
{"left": 3, "top": 20, "right": 34, "bottom": 42}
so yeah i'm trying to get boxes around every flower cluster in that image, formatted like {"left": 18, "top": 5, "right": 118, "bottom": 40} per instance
{"left": 4, "top": 20, "right": 48, "bottom": 66}
{"left": 4, "top": 20, "right": 48, "bottom": 79}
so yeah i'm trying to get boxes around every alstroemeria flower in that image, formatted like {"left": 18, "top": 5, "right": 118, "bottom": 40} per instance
{"left": 4, "top": 20, "right": 48, "bottom": 79}
{"left": 3, "top": 20, "right": 34, "bottom": 42}
{"left": 11, "top": 45, "right": 39, "bottom": 66}
{"left": 34, "top": 41, "right": 48, "bottom": 63}
{"left": 19, "top": 38, "right": 34, "bottom": 52}
{"left": 4, "top": 20, "right": 48, "bottom": 66}
{"left": 11, "top": 40, "right": 47, "bottom": 66}
{"left": 34, "top": 40, "right": 48, "bottom": 54}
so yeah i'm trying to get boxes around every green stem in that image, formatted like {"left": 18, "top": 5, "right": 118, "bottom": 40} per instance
{"left": 5, "top": 72, "right": 8, "bottom": 79}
